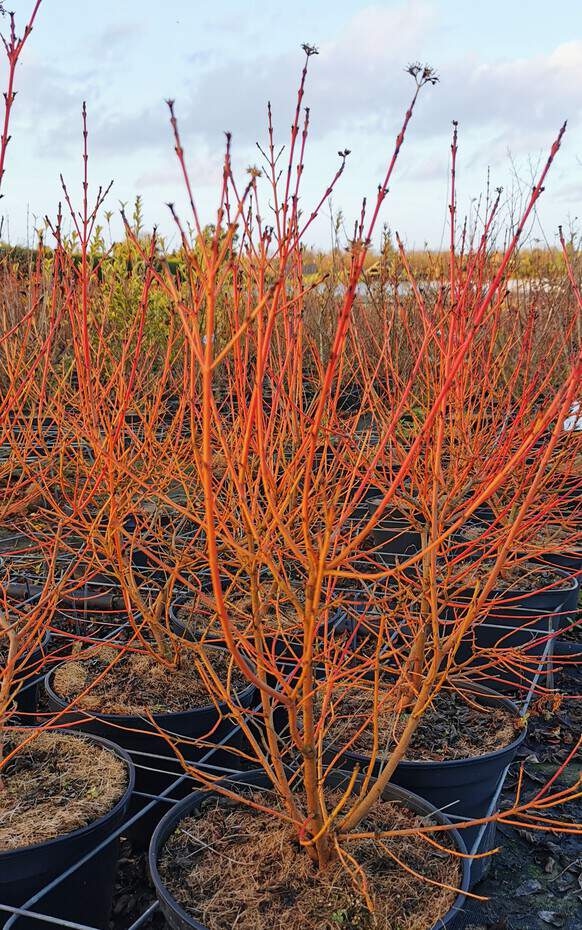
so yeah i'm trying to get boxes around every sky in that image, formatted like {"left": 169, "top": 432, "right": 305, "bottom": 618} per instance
{"left": 1, "top": 0, "right": 582, "bottom": 251}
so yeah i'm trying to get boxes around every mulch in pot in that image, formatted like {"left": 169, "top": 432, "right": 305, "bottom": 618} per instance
{"left": 0, "top": 730, "right": 128, "bottom": 851}
{"left": 535, "top": 524, "right": 581, "bottom": 553}
{"left": 175, "top": 587, "right": 301, "bottom": 640}
{"left": 325, "top": 687, "right": 521, "bottom": 761}
{"left": 51, "top": 643, "right": 249, "bottom": 715}
{"left": 451, "top": 561, "right": 573, "bottom": 594}
{"left": 157, "top": 788, "right": 461, "bottom": 930}
{"left": 488, "top": 563, "right": 573, "bottom": 593}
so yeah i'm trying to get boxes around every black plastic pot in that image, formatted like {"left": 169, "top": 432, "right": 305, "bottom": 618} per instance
{"left": 0, "top": 731, "right": 134, "bottom": 930}
{"left": 44, "top": 662, "right": 256, "bottom": 845}
{"left": 168, "top": 590, "right": 218, "bottom": 643}
{"left": 452, "top": 609, "right": 556, "bottom": 694}
{"left": 526, "top": 564, "right": 578, "bottom": 616}
{"left": 542, "top": 548, "right": 582, "bottom": 576}
{"left": 122, "top": 512, "right": 182, "bottom": 576}
{"left": 446, "top": 564, "right": 578, "bottom": 629}
{"left": 11, "top": 632, "right": 52, "bottom": 720}
{"left": 535, "top": 553, "right": 581, "bottom": 629}
{"left": 59, "top": 507, "right": 170, "bottom": 577}
{"left": 549, "top": 474, "right": 582, "bottom": 503}
{"left": 330, "top": 608, "right": 401, "bottom": 659}
{"left": 169, "top": 592, "right": 313, "bottom": 670}
{"left": 395, "top": 607, "right": 556, "bottom": 694}
{"left": 473, "top": 504, "right": 496, "bottom": 523}
{"left": 455, "top": 512, "right": 581, "bottom": 585}
{"left": 149, "top": 769, "right": 470, "bottom": 930}
{"left": 372, "top": 519, "right": 422, "bottom": 556}
{"left": 552, "top": 637, "right": 582, "bottom": 657}
{"left": 332, "top": 682, "right": 526, "bottom": 887}
{"left": 345, "top": 484, "right": 384, "bottom": 520}
{"left": 336, "top": 383, "right": 362, "bottom": 413}
{"left": 449, "top": 520, "right": 495, "bottom": 561}
{"left": 367, "top": 496, "right": 424, "bottom": 557}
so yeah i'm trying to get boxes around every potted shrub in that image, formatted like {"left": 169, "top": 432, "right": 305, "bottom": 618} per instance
{"left": 139, "top": 53, "right": 580, "bottom": 929}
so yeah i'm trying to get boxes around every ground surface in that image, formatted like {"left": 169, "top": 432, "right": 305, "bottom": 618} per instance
{"left": 460, "top": 656, "right": 582, "bottom": 930}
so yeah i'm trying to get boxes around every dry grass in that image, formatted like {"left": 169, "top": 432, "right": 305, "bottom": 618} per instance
{"left": 0, "top": 731, "right": 127, "bottom": 850}
{"left": 52, "top": 644, "right": 249, "bottom": 714}
{"left": 159, "top": 789, "right": 461, "bottom": 930}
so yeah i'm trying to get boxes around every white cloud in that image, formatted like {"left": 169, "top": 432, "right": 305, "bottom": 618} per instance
{"left": 426, "top": 42, "right": 582, "bottom": 136}
{"left": 14, "top": 4, "right": 582, "bottom": 167}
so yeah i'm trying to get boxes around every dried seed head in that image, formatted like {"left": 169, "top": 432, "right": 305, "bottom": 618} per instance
{"left": 301, "top": 43, "right": 319, "bottom": 57}
{"left": 406, "top": 62, "right": 439, "bottom": 87}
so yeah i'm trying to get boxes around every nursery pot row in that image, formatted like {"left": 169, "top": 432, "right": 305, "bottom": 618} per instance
{"left": 5, "top": 664, "right": 525, "bottom": 928}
